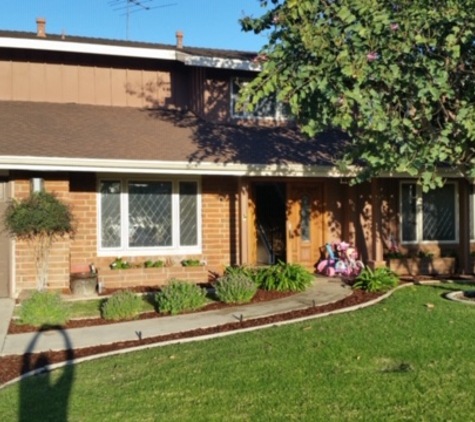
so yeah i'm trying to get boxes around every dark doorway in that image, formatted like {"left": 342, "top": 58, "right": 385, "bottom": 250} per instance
{"left": 254, "top": 183, "right": 287, "bottom": 265}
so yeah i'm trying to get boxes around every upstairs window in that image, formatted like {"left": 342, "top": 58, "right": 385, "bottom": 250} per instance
{"left": 400, "top": 182, "right": 458, "bottom": 243}
{"left": 98, "top": 178, "right": 201, "bottom": 256}
{"left": 230, "top": 77, "right": 289, "bottom": 120}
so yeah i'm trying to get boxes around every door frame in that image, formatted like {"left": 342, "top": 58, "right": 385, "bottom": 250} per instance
{"left": 246, "top": 178, "right": 326, "bottom": 268}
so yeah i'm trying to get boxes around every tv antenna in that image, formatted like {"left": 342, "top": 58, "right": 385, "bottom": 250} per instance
{"left": 108, "top": 0, "right": 177, "bottom": 40}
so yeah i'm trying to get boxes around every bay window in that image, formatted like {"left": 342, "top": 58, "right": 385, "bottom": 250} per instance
{"left": 99, "top": 178, "right": 200, "bottom": 255}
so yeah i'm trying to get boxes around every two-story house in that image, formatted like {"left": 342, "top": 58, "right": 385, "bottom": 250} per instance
{"left": 0, "top": 19, "right": 472, "bottom": 298}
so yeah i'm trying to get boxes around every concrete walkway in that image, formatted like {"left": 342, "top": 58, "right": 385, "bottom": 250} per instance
{"left": 0, "top": 277, "right": 351, "bottom": 356}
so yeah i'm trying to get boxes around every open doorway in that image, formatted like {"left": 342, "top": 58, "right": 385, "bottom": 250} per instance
{"left": 254, "top": 183, "right": 287, "bottom": 265}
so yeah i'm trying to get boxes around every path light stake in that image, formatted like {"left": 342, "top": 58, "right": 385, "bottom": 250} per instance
{"left": 240, "top": 314, "right": 244, "bottom": 323}
{"left": 135, "top": 331, "right": 142, "bottom": 341}
{"left": 313, "top": 300, "right": 316, "bottom": 308}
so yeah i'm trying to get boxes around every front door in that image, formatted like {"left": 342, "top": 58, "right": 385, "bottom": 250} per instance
{"left": 287, "top": 183, "right": 324, "bottom": 270}
{"left": 0, "top": 181, "right": 10, "bottom": 297}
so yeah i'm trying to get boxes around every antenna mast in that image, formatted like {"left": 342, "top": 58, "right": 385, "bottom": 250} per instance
{"left": 108, "top": 0, "right": 177, "bottom": 40}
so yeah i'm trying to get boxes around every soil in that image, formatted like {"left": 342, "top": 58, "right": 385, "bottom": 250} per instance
{"left": 0, "top": 286, "right": 383, "bottom": 387}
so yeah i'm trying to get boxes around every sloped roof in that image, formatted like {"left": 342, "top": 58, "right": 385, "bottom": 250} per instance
{"left": 0, "top": 101, "right": 348, "bottom": 175}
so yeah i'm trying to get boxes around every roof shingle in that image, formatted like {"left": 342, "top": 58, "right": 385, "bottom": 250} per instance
{"left": 0, "top": 101, "right": 348, "bottom": 168}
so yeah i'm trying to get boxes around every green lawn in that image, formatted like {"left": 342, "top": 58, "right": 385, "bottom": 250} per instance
{"left": 13, "top": 294, "right": 157, "bottom": 321}
{"left": 2, "top": 282, "right": 475, "bottom": 421}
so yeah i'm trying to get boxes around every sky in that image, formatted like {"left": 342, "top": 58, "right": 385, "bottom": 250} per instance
{"left": 0, "top": 0, "right": 271, "bottom": 52}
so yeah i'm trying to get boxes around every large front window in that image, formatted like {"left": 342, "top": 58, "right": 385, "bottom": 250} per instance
{"left": 400, "top": 182, "right": 457, "bottom": 243}
{"left": 99, "top": 178, "right": 200, "bottom": 255}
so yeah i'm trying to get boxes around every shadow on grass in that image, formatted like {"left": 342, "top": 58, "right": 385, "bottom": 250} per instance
{"left": 19, "top": 326, "right": 74, "bottom": 422}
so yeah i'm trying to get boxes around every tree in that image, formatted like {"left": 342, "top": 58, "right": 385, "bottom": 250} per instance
{"left": 240, "top": 0, "right": 475, "bottom": 190}
{"left": 3, "top": 191, "right": 75, "bottom": 290}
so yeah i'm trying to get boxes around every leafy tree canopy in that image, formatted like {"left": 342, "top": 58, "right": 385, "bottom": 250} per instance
{"left": 240, "top": 0, "right": 475, "bottom": 190}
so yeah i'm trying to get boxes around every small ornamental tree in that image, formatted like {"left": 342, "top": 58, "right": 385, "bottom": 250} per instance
{"left": 3, "top": 191, "right": 75, "bottom": 290}
{"left": 240, "top": 0, "right": 475, "bottom": 191}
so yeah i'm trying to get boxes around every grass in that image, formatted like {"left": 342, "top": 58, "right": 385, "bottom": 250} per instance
{"left": 13, "top": 294, "right": 157, "bottom": 322}
{"left": 2, "top": 282, "right": 475, "bottom": 421}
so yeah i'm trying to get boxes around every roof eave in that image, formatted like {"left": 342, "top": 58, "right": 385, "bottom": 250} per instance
{"left": 0, "top": 156, "right": 342, "bottom": 177}
{"left": 176, "top": 52, "right": 260, "bottom": 72}
{"left": 0, "top": 36, "right": 258, "bottom": 70}
{"left": 0, "top": 36, "right": 177, "bottom": 60}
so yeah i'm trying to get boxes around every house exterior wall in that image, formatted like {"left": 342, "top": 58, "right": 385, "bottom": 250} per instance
{"left": 10, "top": 171, "right": 475, "bottom": 295}
{"left": 0, "top": 49, "right": 188, "bottom": 109}
{"left": 9, "top": 172, "right": 240, "bottom": 295}
{"left": 11, "top": 173, "right": 71, "bottom": 292}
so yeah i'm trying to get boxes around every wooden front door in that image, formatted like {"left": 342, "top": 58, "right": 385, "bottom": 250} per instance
{"left": 0, "top": 181, "right": 10, "bottom": 297}
{"left": 287, "top": 183, "right": 324, "bottom": 270}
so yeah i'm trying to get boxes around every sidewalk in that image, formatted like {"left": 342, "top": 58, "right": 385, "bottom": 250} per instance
{"left": 1, "top": 277, "right": 351, "bottom": 356}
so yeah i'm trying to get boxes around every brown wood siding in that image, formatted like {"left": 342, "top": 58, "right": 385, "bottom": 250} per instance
{"left": 0, "top": 48, "right": 189, "bottom": 109}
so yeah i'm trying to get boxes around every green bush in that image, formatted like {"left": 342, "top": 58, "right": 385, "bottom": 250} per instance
{"left": 225, "top": 265, "right": 257, "bottom": 279}
{"left": 110, "top": 257, "right": 130, "bottom": 270}
{"left": 353, "top": 267, "right": 399, "bottom": 292}
{"left": 224, "top": 265, "right": 269, "bottom": 286}
{"left": 156, "top": 279, "right": 207, "bottom": 315}
{"left": 101, "top": 290, "right": 143, "bottom": 321}
{"left": 144, "top": 260, "right": 164, "bottom": 268}
{"left": 181, "top": 259, "right": 201, "bottom": 267}
{"left": 18, "top": 291, "right": 69, "bottom": 327}
{"left": 215, "top": 273, "right": 257, "bottom": 304}
{"left": 258, "top": 261, "right": 314, "bottom": 292}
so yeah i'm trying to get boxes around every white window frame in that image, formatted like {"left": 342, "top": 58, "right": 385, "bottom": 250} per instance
{"left": 230, "top": 77, "right": 288, "bottom": 120}
{"left": 97, "top": 176, "right": 202, "bottom": 257}
{"left": 399, "top": 181, "right": 459, "bottom": 244}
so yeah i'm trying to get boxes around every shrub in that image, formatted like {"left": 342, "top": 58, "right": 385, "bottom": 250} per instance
{"left": 224, "top": 265, "right": 268, "bottom": 286}
{"left": 3, "top": 191, "right": 75, "bottom": 290}
{"left": 101, "top": 290, "right": 143, "bottom": 321}
{"left": 215, "top": 273, "right": 257, "bottom": 304}
{"left": 156, "top": 279, "right": 207, "bottom": 315}
{"left": 181, "top": 259, "right": 202, "bottom": 267}
{"left": 18, "top": 291, "right": 69, "bottom": 327}
{"left": 258, "top": 261, "right": 314, "bottom": 292}
{"left": 144, "top": 260, "right": 164, "bottom": 268}
{"left": 353, "top": 267, "right": 399, "bottom": 292}
{"left": 110, "top": 257, "right": 130, "bottom": 270}
{"left": 225, "top": 265, "right": 257, "bottom": 279}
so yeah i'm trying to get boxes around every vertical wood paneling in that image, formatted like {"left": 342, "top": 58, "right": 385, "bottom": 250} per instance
{"left": 12, "top": 62, "right": 30, "bottom": 100}
{"left": 78, "top": 66, "right": 95, "bottom": 104}
{"left": 45, "top": 63, "right": 63, "bottom": 103}
{"left": 62, "top": 64, "right": 79, "bottom": 103}
{"left": 29, "top": 62, "right": 46, "bottom": 101}
{"left": 0, "top": 61, "right": 12, "bottom": 100}
{"left": 95, "top": 67, "right": 111, "bottom": 105}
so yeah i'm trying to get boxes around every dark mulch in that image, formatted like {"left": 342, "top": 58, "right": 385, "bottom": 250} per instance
{"left": 0, "top": 287, "right": 382, "bottom": 387}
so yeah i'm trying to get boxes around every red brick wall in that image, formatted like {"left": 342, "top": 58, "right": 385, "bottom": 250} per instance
{"left": 11, "top": 173, "right": 241, "bottom": 294}
{"left": 201, "top": 176, "right": 240, "bottom": 272}
{"left": 12, "top": 174, "right": 71, "bottom": 292}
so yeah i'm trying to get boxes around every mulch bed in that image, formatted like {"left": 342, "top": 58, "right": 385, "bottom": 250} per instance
{"left": 0, "top": 287, "right": 382, "bottom": 387}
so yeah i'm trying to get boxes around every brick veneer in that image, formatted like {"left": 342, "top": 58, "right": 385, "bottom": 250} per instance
{"left": 12, "top": 176, "right": 71, "bottom": 292}
{"left": 12, "top": 173, "right": 240, "bottom": 295}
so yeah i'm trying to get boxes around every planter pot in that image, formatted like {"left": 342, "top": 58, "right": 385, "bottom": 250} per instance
{"left": 388, "top": 257, "right": 456, "bottom": 276}
{"left": 70, "top": 272, "right": 98, "bottom": 297}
